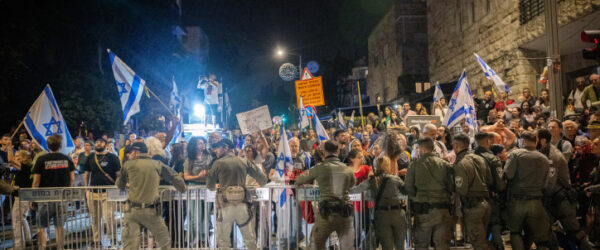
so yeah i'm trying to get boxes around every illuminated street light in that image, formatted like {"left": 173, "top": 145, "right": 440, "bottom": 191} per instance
{"left": 275, "top": 47, "right": 301, "bottom": 79}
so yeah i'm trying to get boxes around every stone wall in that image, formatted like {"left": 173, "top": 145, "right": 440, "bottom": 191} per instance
{"left": 427, "top": 0, "right": 600, "bottom": 98}
{"left": 368, "top": 1, "right": 428, "bottom": 103}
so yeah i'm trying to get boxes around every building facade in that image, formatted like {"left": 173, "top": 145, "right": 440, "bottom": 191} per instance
{"left": 367, "top": 0, "right": 429, "bottom": 104}
{"left": 336, "top": 65, "right": 369, "bottom": 107}
{"left": 428, "top": 0, "right": 600, "bottom": 98}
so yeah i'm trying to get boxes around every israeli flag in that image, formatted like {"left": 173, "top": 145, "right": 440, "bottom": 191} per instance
{"left": 474, "top": 53, "right": 510, "bottom": 93}
{"left": 337, "top": 111, "right": 346, "bottom": 130}
{"left": 311, "top": 110, "right": 330, "bottom": 142}
{"left": 23, "top": 85, "right": 75, "bottom": 155}
{"left": 298, "top": 96, "right": 310, "bottom": 129}
{"left": 348, "top": 110, "right": 355, "bottom": 128}
{"left": 442, "top": 71, "right": 477, "bottom": 129}
{"left": 434, "top": 82, "right": 445, "bottom": 102}
{"left": 107, "top": 49, "right": 146, "bottom": 125}
{"left": 275, "top": 124, "right": 293, "bottom": 207}
{"left": 169, "top": 77, "right": 181, "bottom": 116}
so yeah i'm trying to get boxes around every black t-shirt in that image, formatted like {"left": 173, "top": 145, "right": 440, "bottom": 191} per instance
{"left": 32, "top": 153, "right": 75, "bottom": 187}
{"left": 13, "top": 163, "right": 33, "bottom": 196}
{"left": 82, "top": 152, "right": 121, "bottom": 186}
{"left": 0, "top": 150, "right": 7, "bottom": 163}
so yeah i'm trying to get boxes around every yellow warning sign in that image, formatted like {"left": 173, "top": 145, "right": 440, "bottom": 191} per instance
{"left": 295, "top": 76, "right": 325, "bottom": 107}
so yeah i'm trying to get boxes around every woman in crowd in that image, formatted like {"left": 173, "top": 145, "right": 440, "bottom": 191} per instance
{"left": 167, "top": 142, "right": 186, "bottom": 247}
{"left": 536, "top": 88, "right": 551, "bottom": 115}
{"left": 183, "top": 137, "right": 212, "bottom": 247}
{"left": 437, "top": 125, "right": 453, "bottom": 151}
{"left": 396, "top": 134, "right": 411, "bottom": 177}
{"left": 415, "top": 102, "right": 428, "bottom": 115}
{"left": 378, "top": 106, "right": 393, "bottom": 131}
{"left": 407, "top": 126, "right": 420, "bottom": 148}
{"left": 381, "top": 132, "right": 402, "bottom": 175}
{"left": 350, "top": 139, "right": 372, "bottom": 166}
{"left": 12, "top": 150, "right": 33, "bottom": 249}
{"left": 520, "top": 101, "right": 536, "bottom": 129}
{"left": 347, "top": 148, "right": 373, "bottom": 249}
{"left": 351, "top": 156, "right": 407, "bottom": 250}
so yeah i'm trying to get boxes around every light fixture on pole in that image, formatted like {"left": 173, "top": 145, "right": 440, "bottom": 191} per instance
{"left": 275, "top": 47, "right": 302, "bottom": 80}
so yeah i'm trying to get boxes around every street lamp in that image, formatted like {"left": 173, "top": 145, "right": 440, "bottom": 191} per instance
{"left": 275, "top": 48, "right": 302, "bottom": 79}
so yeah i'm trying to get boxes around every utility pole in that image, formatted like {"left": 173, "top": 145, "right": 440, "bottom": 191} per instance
{"left": 545, "top": 0, "right": 563, "bottom": 119}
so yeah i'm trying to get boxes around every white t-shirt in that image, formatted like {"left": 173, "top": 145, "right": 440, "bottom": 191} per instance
{"left": 198, "top": 79, "right": 221, "bottom": 105}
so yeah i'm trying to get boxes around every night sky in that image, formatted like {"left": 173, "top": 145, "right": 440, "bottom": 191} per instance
{"left": 0, "top": 0, "right": 391, "bottom": 134}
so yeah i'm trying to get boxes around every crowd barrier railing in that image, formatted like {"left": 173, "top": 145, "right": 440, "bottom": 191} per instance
{"left": 0, "top": 185, "right": 414, "bottom": 249}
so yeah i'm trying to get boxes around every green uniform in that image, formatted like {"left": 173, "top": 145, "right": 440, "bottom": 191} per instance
{"left": 454, "top": 150, "right": 493, "bottom": 250}
{"left": 207, "top": 152, "right": 267, "bottom": 250}
{"left": 504, "top": 148, "right": 552, "bottom": 250}
{"left": 474, "top": 146, "right": 506, "bottom": 250}
{"left": 405, "top": 152, "right": 454, "bottom": 250}
{"left": 542, "top": 145, "right": 591, "bottom": 250}
{"left": 295, "top": 155, "right": 356, "bottom": 250}
{"left": 116, "top": 154, "right": 186, "bottom": 250}
{"left": 351, "top": 174, "right": 407, "bottom": 250}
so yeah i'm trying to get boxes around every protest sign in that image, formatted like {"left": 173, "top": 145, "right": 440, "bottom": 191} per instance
{"left": 236, "top": 105, "right": 273, "bottom": 134}
{"left": 405, "top": 115, "right": 442, "bottom": 130}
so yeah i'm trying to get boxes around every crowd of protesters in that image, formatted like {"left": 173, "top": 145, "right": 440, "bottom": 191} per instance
{"left": 1, "top": 73, "right": 600, "bottom": 249}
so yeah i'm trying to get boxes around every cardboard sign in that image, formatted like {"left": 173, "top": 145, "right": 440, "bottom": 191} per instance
{"left": 236, "top": 105, "right": 273, "bottom": 135}
{"left": 295, "top": 76, "right": 325, "bottom": 107}
{"left": 405, "top": 115, "right": 442, "bottom": 130}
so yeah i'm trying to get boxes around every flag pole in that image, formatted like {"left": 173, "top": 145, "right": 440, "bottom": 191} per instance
{"left": 144, "top": 86, "right": 176, "bottom": 117}
{"left": 357, "top": 81, "right": 365, "bottom": 129}
{"left": 10, "top": 120, "right": 24, "bottom": 139}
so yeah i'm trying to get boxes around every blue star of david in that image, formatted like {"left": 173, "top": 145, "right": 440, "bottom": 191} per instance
{"left": 448, "top": 99, "right": 457, "bottom": 111}
{"left": 117, "top": 81, "right": 128, "bottom": 98}
{"left": 43, "top": 117, "right": 63, "bottom": 136}
{"left": 275, "top": 153, "right": 286, "bottom": 177}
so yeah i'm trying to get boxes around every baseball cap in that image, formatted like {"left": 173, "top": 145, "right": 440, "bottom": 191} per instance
{"left": 131, "top": 142, "right": 148, "bottom": 153}
{"left": 213, "top": 139, "right": 234, "bottom": 149}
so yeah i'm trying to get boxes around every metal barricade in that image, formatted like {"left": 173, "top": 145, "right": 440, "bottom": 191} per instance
{"left": 1, "top": 185, "right": 412, "bottom": 249}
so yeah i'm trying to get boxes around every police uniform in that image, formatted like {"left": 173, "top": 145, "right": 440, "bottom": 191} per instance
{"left": 295, "top": 155, "right": 356, "bottom": 250}
{"left": 454, "top": 149, "right": 494, "bottom": 250}
{"left": 504, "top": 148, "right": 552, "bottom": 249}
{"left": 207, "top": 144, "right": 267, "bottom": 250}
{"left": 351, "top": 173, "right": 407, "bottom": 250}
{"left": 474, "top": 146, "right": 506, "bottom": 250}
{"left": 116, "top": 150, "right": 186, "bottom": 250}
{"left": 405, "top": 152, "right": 454, "bottom": 250}
{"left": 542, "top": 145, "right": 591, "bottom": 250}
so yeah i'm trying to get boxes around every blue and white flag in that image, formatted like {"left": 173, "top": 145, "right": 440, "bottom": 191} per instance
{"left": 23, "top": 85, "right": 75, "bottom": 155}
{"left": 107, "top": 49, "right": 146, "bottom": 125}
{"left": 442, "top": 71, "right": 477, "bottom": 130}
{"left": 474, "top": 53, "right": 510, "bottom": 93}
{"left": 337, "top": 111, "right": 346, "bottom": 130}
{"left": 275, "top": 124, "right": 293, "bottom": 207}
{"left": 311, "top": 110, "right": 330, "bottom": 142}
{"left": 434, "top": 82, "right": 445, "bottom": 102}
{"left": 169, "top": 77, "right": 181, "bottom": 117}
{"left": 348, "top": 110, "right": 355, "bottom": 128}
{"left": 298, "top": 96, "right": 310, "bottom": 129}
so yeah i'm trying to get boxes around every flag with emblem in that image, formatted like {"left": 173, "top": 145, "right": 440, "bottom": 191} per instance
{"left": 434, "top": 82, "right": 445, "bottom": 102}
{"left": 337, "top": 111, "right": 346, "bottom": 130}
{"left": 442, "top": 70, "right": 477, "bottom": 130}
{"left": 310, "top": 109, "right": 330, "bottom": 142}
{"left": 474, "top": 53, "right": 510, "bottom": 93}
{"left": 23, "top": 85, "right": 75, "bottom": 154}
{"left": 348, "top": 110, "right": 355, "bottom": 128}
{"left": 107, "top": 49, "right": 146, "bottom": 125}
{"left": 275, "top": 124, "right": 293, "bottom": 207}
{"left": 298, "top": 96, "right": 310, "bottom": 129}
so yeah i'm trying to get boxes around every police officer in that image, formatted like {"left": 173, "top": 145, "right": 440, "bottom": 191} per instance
{"left": 453, "top": 133, "right": 494, "bottom": 250}
{"left": 116, "top": 142, "right": 186, "bottom": 250}
{"left": 474, "top": 132, "right": 506, "bottom": 250}
{"left": 295, "top": 140, "right": 356, "bottom": 250}
{"left": 504, "top": 131, "right": 553, "bottom": 250}
{"left": 538, "top": 129, "right": 592, "bottom": 250}
{"left": 207, "top": 139, "right": 267, "bottom": 250}
{"left": 405, "top": 137, "right": 454, "bottom": 250}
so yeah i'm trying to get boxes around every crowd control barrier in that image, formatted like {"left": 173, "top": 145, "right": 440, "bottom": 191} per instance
{"left": 0, "top": 185, "right": 415, "bottom": 249}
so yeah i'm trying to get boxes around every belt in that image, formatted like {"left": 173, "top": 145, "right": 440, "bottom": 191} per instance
{"left": 376, "top": 205, "right": 403, "bottom": 211}
{"left": 128, "top": 201, "right": 159, "bottom": 209}
{"left": 511, "top": 194, "right": 541, "bottom": 200}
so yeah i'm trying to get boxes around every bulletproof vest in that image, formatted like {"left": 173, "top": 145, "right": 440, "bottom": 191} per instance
{"left": 413, "top": 154, "right": 452, "bottom": 203}
{"left": 474, "top": 148, "right": 505, "bottom": 193}
{"left": 456, "top": 152, "right": 490, "bottom": 196}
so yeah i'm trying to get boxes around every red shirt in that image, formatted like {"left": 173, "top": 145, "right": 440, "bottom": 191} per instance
{"left": 353, "top": 165, "right": 373, "bottom": 211}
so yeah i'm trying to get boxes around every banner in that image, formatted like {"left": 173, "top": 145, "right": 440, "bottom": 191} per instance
{"left": 236, "top": 105, "right": 273, "bottom": 135}
{"left": 405, "top": 115, "right": 442, "bottom": 131}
